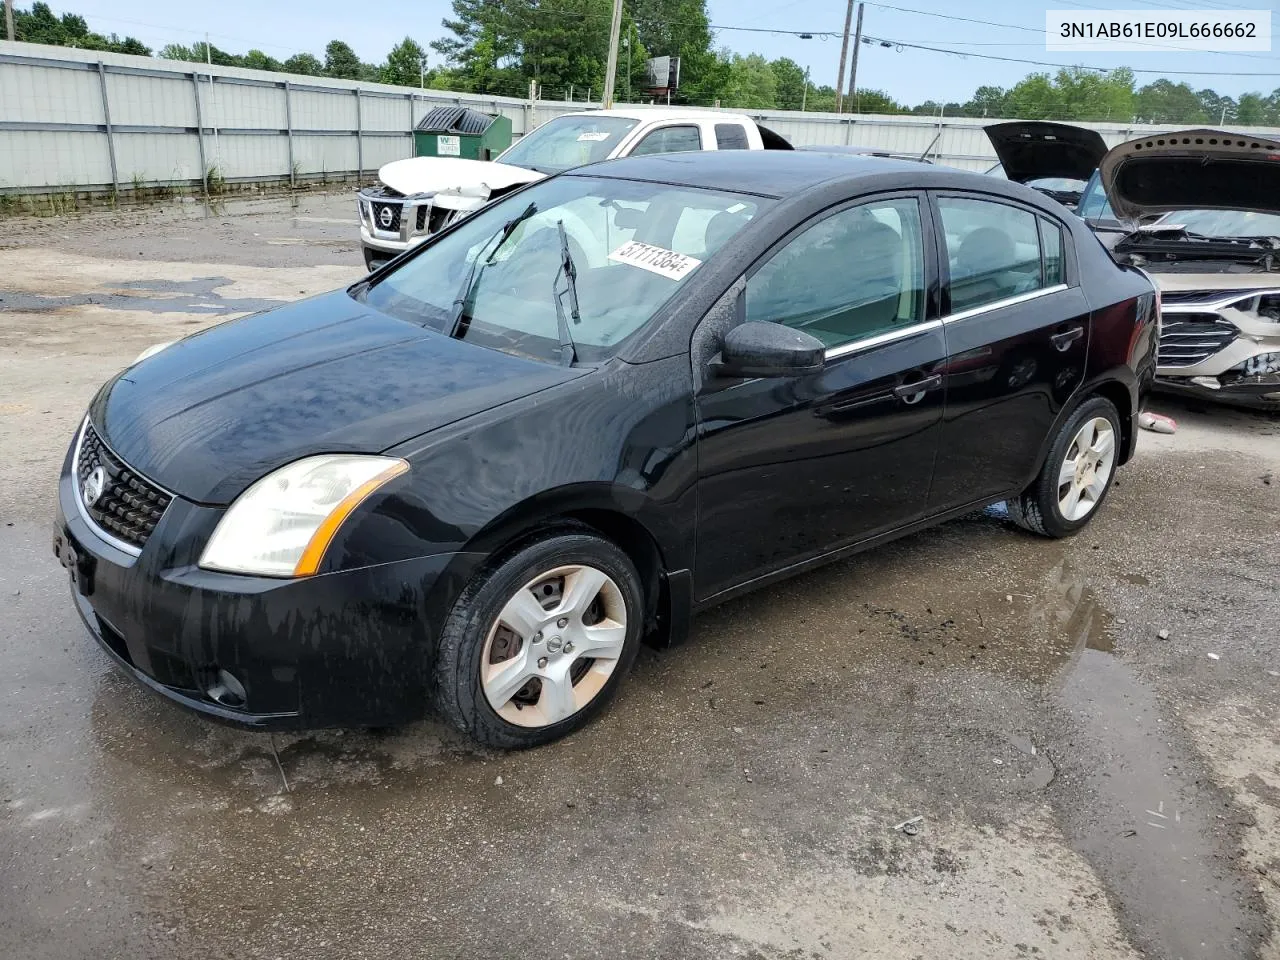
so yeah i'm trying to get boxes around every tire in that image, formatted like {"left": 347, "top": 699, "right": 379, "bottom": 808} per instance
{"left": 434, "top": 532, "right": 644, "bottom": 749}
{"left": 1008, "top": 395, "right": 1122, "bottom": 539}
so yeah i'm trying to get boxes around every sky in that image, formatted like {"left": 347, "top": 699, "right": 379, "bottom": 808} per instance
{"left": 59, "top": 0, "right": 1280, "bottom": 106}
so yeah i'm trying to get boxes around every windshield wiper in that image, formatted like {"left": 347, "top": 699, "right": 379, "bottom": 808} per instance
{"left": 446, "top": 202, "right": 538, "bottom": 339}
{"left": 552, "top": 219, "right": 581, "bottom": 367}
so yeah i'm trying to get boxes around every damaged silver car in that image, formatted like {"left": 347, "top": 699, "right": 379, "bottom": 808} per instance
{"left": 1100, "top": 130, "right": 1280, "bottom": 410}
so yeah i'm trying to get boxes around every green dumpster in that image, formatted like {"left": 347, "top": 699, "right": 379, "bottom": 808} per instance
{"left": 413, "top": 107, "right": 513, "bottom": 162}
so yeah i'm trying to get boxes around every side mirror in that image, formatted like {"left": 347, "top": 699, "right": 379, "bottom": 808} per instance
{"left": 716, "top": 321, "right": 825, "bottom": 378}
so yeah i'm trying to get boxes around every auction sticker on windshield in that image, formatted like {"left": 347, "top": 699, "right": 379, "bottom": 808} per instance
{"left": 609, "top": 241, "right": 702, "bottom": 280}
{"left": 577, "top": 132, "right": 612, "bottom": 142}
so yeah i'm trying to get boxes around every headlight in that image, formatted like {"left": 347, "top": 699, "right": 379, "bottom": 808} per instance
{"left": 133, "top": 340, "right": 176, "bottom": 364}
{"left": 200, "top": 455, "right": 409, "bottom": 577}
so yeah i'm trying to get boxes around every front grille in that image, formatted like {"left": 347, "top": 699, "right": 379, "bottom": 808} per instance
{"left": 415, "top": 205, "right": 456, "bottom": 234}
{"left": 369, "top": 200, "right": 402, "bottom": 234}
{"left": 76, "top": 424, "right": 172, "bottom": 550}
{"left": 1157, "top": 313, "right": 1239, "bottom": 367}
{"left": 1159, "top": 289, "right": 1254, "bottom": 306}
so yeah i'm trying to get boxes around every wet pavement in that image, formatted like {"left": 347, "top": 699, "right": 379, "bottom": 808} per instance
{"left": 2, "top": 194, "right": 1279, "bottom": 959}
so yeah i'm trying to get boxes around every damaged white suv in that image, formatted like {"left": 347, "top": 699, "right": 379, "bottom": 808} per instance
{"left": 1093, "top": 130, "right": 1280, "bottom": 410}
{"left": 357, "top": 107, "right": 791, "bottom": 271}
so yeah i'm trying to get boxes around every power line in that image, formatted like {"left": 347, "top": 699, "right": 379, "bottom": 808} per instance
{"left": 862, "top": 32, "right": 1280, "bottom": 77}
{"left": 861, "top": 2, "right": 1043, "bottom": 34}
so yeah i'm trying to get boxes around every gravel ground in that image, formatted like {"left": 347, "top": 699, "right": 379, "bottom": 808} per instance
{"left": 1, "top": 194, "right": 1278, "bottom": 960}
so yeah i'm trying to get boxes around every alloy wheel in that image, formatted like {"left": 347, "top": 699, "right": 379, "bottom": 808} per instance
{"left": 1057, "top": 416, "right": 1116, "bottom": 522}
{"left": 480, "top": 564, "right": 628, "bottom": 728}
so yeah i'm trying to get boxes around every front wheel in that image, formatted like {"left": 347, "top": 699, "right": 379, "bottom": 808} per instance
{"left": 434, "top": 532, "right": 643, "bottom": 749}
{"left": 1008, "top": 396, "right": 1122, "bottom": 538}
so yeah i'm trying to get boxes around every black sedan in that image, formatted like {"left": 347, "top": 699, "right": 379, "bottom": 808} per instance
{"left": 54, "top": 151, "right": 1158, "bottom": 748}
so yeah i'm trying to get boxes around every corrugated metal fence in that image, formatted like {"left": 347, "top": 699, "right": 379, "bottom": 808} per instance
{"left": 6, "top": 39, "right": 1280, "bottom": 195}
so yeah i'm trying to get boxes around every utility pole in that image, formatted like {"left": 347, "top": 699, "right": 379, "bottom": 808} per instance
{"left": 834, "top": 0, "right": 855, "bottom": 113}
{"left": 602, "top": 0, "right": 624, "bottom": 109}
{"left": 801, "top": 65, "right": 810, "bottom": 112}
{"left": 846, "top": 3, "right": 863, "bottom": 112}
{"left": 5, "top": 0, "right": 15, "bottom": 42}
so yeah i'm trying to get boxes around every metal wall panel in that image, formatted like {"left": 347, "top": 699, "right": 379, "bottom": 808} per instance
{"left": 210, "top": 79, "right": 286, "bottom": 130}
{"left": 0, "top": 129, "right": 111, "bottom": 189}
{"left": 209, "top": 134, "right": 289, "bottom": 179}
{"left": 292, "top": 135, "right": 358, "bottom": 177}
{"left": 361, "top": 94, "right": 408, "bottom": 133}
{"left": 112, "top": 131, "right": 202, "bottom": 183}
{"left": 289, "top": 88, "right": 356, "bottom": 131}
{"left": 1, "top": 60, "right": 101, "bottom": 124}
{"left": 106, "top": 72, "right": 195, "bottom": 128}
{"left": 362, "top": 134, "right": 412, "bottom": 170}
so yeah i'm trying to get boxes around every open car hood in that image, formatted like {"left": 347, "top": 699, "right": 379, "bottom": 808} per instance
{"left": 1100, "top": 129, "right": 1280, "bottom": 221}
{"left": 377, "top": 157, "right": 544, "bottom": 201}
{"left": 985, "top": 121, "right": 1108, "bottom": 184}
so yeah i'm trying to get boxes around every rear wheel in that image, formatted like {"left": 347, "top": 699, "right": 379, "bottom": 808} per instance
{"left": 435, "top": 533, "right": 643, "bottom": 749}
{"left": 1008, "top": 396, "right": 1121, "bottom": 538}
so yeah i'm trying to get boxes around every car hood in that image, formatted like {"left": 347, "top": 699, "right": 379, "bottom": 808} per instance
{"left": 92, "top": 291, "right": 585, "bottom": 504}
{"left": 377, "top": 156, "right": 545, "bottom": 201}
{"left": 1100, "top": 129, "right": 1280, "bottom": 221}
{"left": 984, "top": 121, "right": 1108, "bottom": 184}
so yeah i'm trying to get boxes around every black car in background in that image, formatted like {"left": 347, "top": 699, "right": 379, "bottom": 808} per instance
{"left": 54, "top": 151, "right": 1158, "bottom": 748}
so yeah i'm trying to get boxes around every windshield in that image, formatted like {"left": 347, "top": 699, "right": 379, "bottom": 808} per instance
{"left": 362, "top": 175, "right": 767, "bottom": 363}
{"left": 1028, "top": 177, "right": 1085, "bottom": 193}
{"left": 1077, "top": 170, "right": 1117, "bottom": 223}
{"left": 496, "top": 116, "right": 640, "bottom": 174}
{"left": 1155, "top": 208, "right": 1280, "bottom": 239}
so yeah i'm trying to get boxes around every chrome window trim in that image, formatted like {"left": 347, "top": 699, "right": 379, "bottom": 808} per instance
{"left": 823, "top": 318, "right": 944, "bottom": 360}
{"left": 69, "top": 416, "right": 173, "bottom": 558}
{"left": 942, "top": 283, "right": 1069, "bottom": 325}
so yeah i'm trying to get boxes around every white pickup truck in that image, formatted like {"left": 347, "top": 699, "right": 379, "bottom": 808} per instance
{"left": 357, "top": 107, "right": 792, "bottom": 269}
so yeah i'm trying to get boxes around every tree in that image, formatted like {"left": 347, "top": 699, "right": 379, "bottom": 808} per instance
{"left": 617, "top": 20, "right": 650, "bottom": 103}
{"left": 1197, "top": 88, "right": 1235, "bottom": 125}
{"left": 1132, "top": 79, "right": 1208, "bottom": 124}
{"left": 382, "top": 37, "right": 428, "bottom": 86}
{"left": 283, "top": 52, "right": 323, "bottom": 76}
{"left": 720, "top": 52, "right": 776, "bottom": 109}
{"left": 191, "top": 41, "right": 241, "bottom": 66}
{"left": 241, "top": 49, "right": 281, "bottom": 72}
{"left": 14, "top": 2, "right": 150, "bottom": 55}
{"left": 848, "top": 88, "right": 901, "bottom": 114}
{"left": 967, "top": 85, "right": 1008, "bottom": 118}
{"left": 771, "top": 57, "right": 806, "bottom": 111}
{"left": 324, "top": 39, "right": 363, "bottom": 79}
{"left": 158, "top": 43, "right": 195, "bottom": 62}
{"left": 629, "top": 0, "right": 721, "bottom": 104}
{"left": 432, "top": 0, "right": 524, "bottom": 94}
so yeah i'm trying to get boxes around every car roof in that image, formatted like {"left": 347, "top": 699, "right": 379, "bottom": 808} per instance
{"left": 560, "top": 107, "right": 756, "bottom": 124}
{"left": 568, "top": 149, "right": 1029, "bottom": 202}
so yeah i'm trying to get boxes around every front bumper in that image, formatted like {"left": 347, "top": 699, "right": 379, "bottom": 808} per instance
{"left": 1153, "top": 374, "right": 1280, "bottom": 408}
{"left": 56, "top": 460, "right": 480, "bottom": 730}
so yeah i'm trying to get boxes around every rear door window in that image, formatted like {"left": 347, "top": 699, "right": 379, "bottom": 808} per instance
{"left": 630, "top": 125, "right": 703, "bottom": 157}
{"left": 936, "top": 197, "right": 1047, "bottom": 313}
{"left": 714, "top": 124, "right": 750, "bottom": 150}
{"left": 1040, "top": 217, "right": 1064, "bottom": 286}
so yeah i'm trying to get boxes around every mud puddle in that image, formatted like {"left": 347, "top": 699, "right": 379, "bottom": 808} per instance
{"left": 0, "top": 277, "right": 284, "bottom": 316}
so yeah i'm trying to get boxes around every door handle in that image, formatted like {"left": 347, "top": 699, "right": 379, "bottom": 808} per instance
{"left": 893, "top": 374, "right": 942, "bottom": 402}
{"left": 1051, "top": 325, "right": 1085, "bottom": 352}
